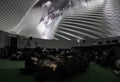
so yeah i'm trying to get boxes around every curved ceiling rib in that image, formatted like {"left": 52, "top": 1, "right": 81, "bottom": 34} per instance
{"left": 57, "top": 30, "right": 84, "bottom": 40}
{"left": 58, "top": 24, "right": 106, "bottom": 38}
{"left": 57, "top": 27, "right": 101, "bottom": 39}
{"left": 55, "top": 33, "right": 71, "bottom": 40}
{"left": 60, "top": 21, "right": 106, "bottom": 33}
{"left": 0, "top": 0, "right": 38, "bottom": 32}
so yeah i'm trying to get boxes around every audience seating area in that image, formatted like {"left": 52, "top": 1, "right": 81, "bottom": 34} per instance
{"left": 0, "top": 43, "right": 120, "bottom": 82}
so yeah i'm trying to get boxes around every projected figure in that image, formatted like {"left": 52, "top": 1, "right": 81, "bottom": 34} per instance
{"left": 37, "top": 0, "right": 78, "bottom": 39}
{"left": 42, "top": 0, "right": 52, "bottom": 8}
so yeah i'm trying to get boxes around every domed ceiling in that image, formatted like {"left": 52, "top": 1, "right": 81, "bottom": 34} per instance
{"left": 0, "top": 0, "right": 120, "bottom": 40}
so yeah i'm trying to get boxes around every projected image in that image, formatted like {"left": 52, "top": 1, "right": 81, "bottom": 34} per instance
{"left": 36, "top": 0, "right": 74, "bottom": 39}
{"left": 36, "top": 0, "right": 105, "bottom": 40}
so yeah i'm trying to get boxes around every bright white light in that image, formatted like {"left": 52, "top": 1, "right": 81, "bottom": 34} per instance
{"left": 37, "top": 21, "right": 46, "bottom": 34}
{"left": 82, "top": 1, "right": 88, "bottom": 7}
{"left": 82, "top": 0, "right": 105, "bottom": 8}
{"left": 77, "top": 39, "right": 80, "bottom": 42}
{"left": 42, "top": 1, "right": 52, "bottom": 8}
{"left": 37, "top": 15, "right": 53, "bottom": 39}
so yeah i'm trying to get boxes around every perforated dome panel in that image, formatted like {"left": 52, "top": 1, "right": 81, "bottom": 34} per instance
{"left": 0, "top": 0, "right": 38, "bottom": 31}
